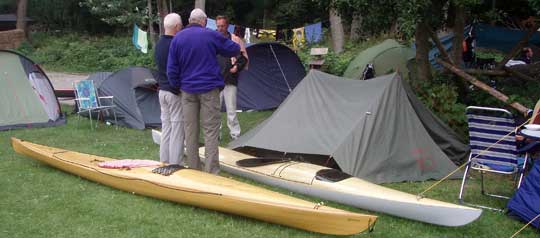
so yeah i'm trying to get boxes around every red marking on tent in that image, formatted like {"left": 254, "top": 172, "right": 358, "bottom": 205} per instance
{"left": 412, "top": 148, "right": 436, "bottom": 171}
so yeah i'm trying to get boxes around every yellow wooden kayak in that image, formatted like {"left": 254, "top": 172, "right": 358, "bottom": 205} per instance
{"left": 11, "top": 138, "right": 377, "bottom": 235}
{"left": 198, "top": 146, "right": 482, "bottom": 227}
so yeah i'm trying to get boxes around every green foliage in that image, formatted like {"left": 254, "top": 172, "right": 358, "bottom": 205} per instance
{"left": 476, "top": 49, "right": 504, "bottom": 62}
{"left": 0, "top": 0, "right": 15, "bottom": 13}
{"left": 409, "top": 71, "right": 469, "bottom": 137}
{"left": 296, "top": 42, "right": 358, "bottom": 76}
{"left": 79, "top": 0, "right": 149, "bottom": 27}
{"left": 16, "top": 32, "right": 154, "bottom": 73}
{"left": 26, "top": 0, "right": 109, "bottom": 32}
{"left": 530, "top": 0, "right": 540, "bottom": 13}
{"left": 333, "top": 0, "right": 399, "bottom": 36}
{"left": 296, "top": 36, "right": 396, "bottom": 76}
{"left": 467, "top": 74, "right": 540, "bottom": 113}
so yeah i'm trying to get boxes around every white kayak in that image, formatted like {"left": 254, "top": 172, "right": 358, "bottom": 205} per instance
{"left": 152, "top": 129, "right": 482, "bottom": 226}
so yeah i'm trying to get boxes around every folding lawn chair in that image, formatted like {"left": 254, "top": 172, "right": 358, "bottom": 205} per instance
{"left": 73, "top": 80, "right": 117, "bottom": 129}
{"left": 459, "top": 106, "right": 531, "bottom": 211}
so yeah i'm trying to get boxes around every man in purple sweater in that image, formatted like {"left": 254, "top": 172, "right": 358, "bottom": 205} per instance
{"left": 167, "top": 8, "right": 240, "bottom": 174}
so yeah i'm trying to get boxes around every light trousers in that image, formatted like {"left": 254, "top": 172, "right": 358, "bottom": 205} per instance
{"left": 220, "top": 84, "right": 241, "bottom": 139}
{"left": 158, "top": 90, "right": 184, "bottom": 165}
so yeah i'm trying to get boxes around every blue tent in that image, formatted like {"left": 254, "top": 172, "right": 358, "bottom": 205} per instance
{"left": 475, "top": 23, "right": 540, "bottom": 53}
{"left": 508, "top": 159, "right": 540, "bottom": 229}
{"left": 417, "top": 25, "right": 471, "bottom": 69}
{"left": 425, "top": 24, "right": 540, "bottom": 68}
{"left": 234, "top": 42, "right": 306, "bottom": 111}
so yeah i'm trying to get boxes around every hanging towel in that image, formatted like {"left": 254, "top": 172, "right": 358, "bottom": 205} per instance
{"left": 244, "top": 28, "right": 251, "bottom": 44}
{"left": 132, "top": 24, "right": 148, "bottom": 53}
{"left": 292, "top": 27, "right": 305, "bottom": 48}
{"left": 206, "top": 18, "right": 217, "bottom": 30}
{"left": 305, "top": 22, "right": 322, "bottom": 43}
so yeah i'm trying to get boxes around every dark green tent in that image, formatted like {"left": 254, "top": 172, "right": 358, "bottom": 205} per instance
{"left": 0, "top": 50, "right": 65, "bottom": 130}
{"left": 229, "top": 70, "right": 468, "bottom": 184}
{"left": 343, "top": 39, "right": 415, "bottom": 80}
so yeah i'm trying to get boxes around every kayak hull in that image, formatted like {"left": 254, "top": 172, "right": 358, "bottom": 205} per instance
{"left": 199, "top": 146, "right": 482, "bottom": 227}
{"left": 11, "top": 138, "right": 377, "bottom": 235}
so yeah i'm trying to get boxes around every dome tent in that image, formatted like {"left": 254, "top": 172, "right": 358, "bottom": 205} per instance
{"left": 0, "top": 50, "right": 65, "bottom": 130}
{"left": 343, "top": 39, "right": 415, "bottom": 80}
{"left": 235, "top": 42, "right": 306, "bottom": 111}
{"left": 86, "top": 67, "right": 160, "bottom": 130}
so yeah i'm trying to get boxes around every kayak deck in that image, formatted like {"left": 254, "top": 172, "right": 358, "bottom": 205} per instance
{"left": 199, "top": 146, "right": 482, "bottom": 227}
{"left": 11, "top": 138, "right": 377, "bottom": 235}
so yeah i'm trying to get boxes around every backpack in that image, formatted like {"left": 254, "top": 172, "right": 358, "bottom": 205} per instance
{"left": 362, "top": 63, "right": 375, "bottom": 80}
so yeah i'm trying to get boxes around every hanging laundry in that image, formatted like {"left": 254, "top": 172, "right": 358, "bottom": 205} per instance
{"left": 292, "top": 27, "right": 305, "bottom": 49}
{"left": 244, "top": 28, "right": 251, "bottom": 44}
{"left": 258, "top": 29, "right": 276, "bottom": 41}
{"left": 305, "top": 22, "right": 322, "bottom": 44}
{"left": 206, "top": 18, "right": 217, "bottom": 30}
{"left": 132, "top": 24, "right": 148, "bottom": 54}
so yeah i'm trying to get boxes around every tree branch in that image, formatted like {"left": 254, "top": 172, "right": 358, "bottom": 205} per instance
{"left": 426, "top": 24, "right": 453, "bottom": 65}
{"left": 437, "top": 59, "right": 529, "bottom": 115}
{"left": 464, "top": 68, "right": 507, "bottom": 76}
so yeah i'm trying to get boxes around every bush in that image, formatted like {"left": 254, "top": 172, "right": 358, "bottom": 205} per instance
{"left": 16, "top": 32, "right": 154, "bottom": 73}
{"left": 296, "top": 35, "right": 391, "bottom": 77}
{"left": 409, "top": 72, "right": 469, "bottom": 137}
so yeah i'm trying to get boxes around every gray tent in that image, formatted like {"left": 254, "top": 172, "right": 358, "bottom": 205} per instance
{"left": 229, "top": 70, "right": 468, "bottom": 183}
{"left": 88, "top": 67, "right": 160, "bottom": 130}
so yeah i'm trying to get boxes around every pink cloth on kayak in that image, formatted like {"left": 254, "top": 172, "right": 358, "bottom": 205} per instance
{"left": 98, "top": 160, "right": 162, "bottom": 169}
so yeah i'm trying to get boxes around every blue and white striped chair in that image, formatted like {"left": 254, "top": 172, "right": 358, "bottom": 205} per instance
{"left": 459, "top": 106, "right": 529, "bottom": 211}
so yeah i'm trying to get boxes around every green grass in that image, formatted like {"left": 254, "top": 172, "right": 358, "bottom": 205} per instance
{"left": 0, "top": 105, "right": 537, "bottom": 238}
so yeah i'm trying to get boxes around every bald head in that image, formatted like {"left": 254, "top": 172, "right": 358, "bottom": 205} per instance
{"left": 164, "top": 13, "right": 182, "bottom": 35}
{"left": 189, "top": 8, "right": 207, "bottom": 26}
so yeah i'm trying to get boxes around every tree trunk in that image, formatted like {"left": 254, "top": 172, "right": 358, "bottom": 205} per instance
{"left": 157, "top": 0, "right": 169, "bottom": 35}
{"left": 437, "top": 59, "right": 529, "bottom": 115}
{"left": 450, "top": 4, "right": 465, "bottom": 67}
{"left": 263, "top": 7, "right": 271, "bottom": 29}
{"left": 415, "top": 22, "right": 432, "bottom": 81}
{"left": 16, "top": 0, "right": 28, "bottom": 35}
{"left": 148, "top": 0, "right": 157, "bottom": 47}
{"left": 350, "top": 13, "right": 362, "bottom": 42}
{"left": 464, "top": 68, "right": 507, "bottom": 76}
{"left": 194, "top": 0, "right": 205, "bottom": 11}
{"left": 329, "top": 5, "right": 344, "bottom": 54}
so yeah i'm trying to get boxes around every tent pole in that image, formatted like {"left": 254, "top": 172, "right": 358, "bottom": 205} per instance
{"left": 269, "top": 44, "right": 292, "bottom": 92}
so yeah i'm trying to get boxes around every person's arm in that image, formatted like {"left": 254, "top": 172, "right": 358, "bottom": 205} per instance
{"left": 232, "top": 34, "right": 249, "bottom": 70}
{"left": 215, "top": 32, "right": 240, "bottom": 58}
{"left": 167, "top": 39, "right": 181, "bottom": 89}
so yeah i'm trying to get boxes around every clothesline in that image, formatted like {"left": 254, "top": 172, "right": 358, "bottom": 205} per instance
{"left": 206, "top": 18, "right": 323, "bottom": 44}
{"left": 132, "top": 19, "right": 325, "bottom": 53}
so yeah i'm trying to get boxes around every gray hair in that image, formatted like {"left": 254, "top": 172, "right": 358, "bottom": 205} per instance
{"left": 163, "top": 13, "right": 182, "bottom": 30}
{"left": 189, "top": 8, "right": 207, "bottom": 25}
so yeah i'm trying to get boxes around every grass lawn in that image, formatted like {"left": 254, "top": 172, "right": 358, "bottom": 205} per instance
{"left": 0, "top": 105, "right": 537, "bottom": 238}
